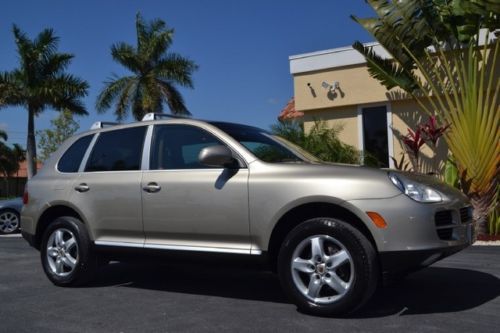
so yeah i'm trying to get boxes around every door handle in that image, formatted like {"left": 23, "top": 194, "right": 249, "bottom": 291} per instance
{"left": 143, "top": 182, "right": 161, "bottom": 193}
{"left": 74, "top": 183, "right": 89, "bottom": 192}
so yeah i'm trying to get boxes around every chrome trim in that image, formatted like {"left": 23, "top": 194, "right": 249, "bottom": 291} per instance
{"left": 94, "top": 240, "right": 262, "bottom": 255}
{"left": 94, "top": 241, "right": 145, "bottom": 248}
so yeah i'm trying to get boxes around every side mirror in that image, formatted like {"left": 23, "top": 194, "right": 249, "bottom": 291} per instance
{"left": 198, "top": 145, "right": 237, "bottom": 168}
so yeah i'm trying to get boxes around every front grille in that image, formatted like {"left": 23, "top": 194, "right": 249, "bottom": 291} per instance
{"left": 435, "top": 210, "right": 453, "bottom": 226}
{"left": 435, "top": 210, "right": 454, "bottom": 240}
{"left": 460, "top": 206, "right": 472, "bottom": 223}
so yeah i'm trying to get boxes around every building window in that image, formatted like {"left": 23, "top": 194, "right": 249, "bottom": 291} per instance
{"left": 362, "top": 106, "right": 389, "bottom": 167}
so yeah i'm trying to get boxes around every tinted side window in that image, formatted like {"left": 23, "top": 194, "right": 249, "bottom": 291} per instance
{"left": 150, "top": 125, "right": 224, "bottom": 170}
{"left": 85, "top": 127, "right": 146, "bottom": 172}
{"left": 57, "top": 135, "right": 93, "bottom": 173}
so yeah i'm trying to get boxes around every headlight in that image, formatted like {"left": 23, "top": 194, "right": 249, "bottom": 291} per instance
{"left": 388, "top": 172, "right": 442, "bottom": 203}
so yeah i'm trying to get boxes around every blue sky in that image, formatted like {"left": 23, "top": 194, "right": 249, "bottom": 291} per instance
{"left": 0, "top": 0, "right": 374, "bottom": 147}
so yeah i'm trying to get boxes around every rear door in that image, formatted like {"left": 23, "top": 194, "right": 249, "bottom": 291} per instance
{"left": 71, "top": 126, "right": 147, "bottom": 244}
{"left": 141, "top": 124, "right": 250, "bottom": 253}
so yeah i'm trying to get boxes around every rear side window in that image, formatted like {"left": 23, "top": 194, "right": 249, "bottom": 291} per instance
{"left": 85, "top": 127, "right": 146, "bottom": 172}
{"left": 57, "top": 135, "right": 93, "bottom": 173}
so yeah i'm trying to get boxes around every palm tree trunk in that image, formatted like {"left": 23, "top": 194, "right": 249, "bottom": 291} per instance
{"left": 26, "top": 106, "right": 37, "bottom": 179}
{"left": 471, "top": 190, "right": 496, "bottom": 236}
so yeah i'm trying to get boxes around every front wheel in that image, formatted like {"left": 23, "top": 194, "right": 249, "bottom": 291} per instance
{"left": 40, "top": 216, "right": 97, "bottom": 286}
{"left": 278, "top": 218, "right": 378, "bottom": 316}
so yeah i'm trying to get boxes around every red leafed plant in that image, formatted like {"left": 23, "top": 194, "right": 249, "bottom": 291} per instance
{"left": 398, "top": 116, "right": 450, "bottom": 173}
{"left": 418, "top": 116, "right": 450, "bottom": 147}
{"left": 402, "top": 128, "right": 425, "bottom": 162}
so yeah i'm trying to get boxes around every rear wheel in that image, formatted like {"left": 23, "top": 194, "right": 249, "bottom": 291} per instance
{"left": 40, "top": 216, "right": 97, "bottom": 286}
{"left": 0, "top": 209, "right": 20, "bottom": 234}
{"left": 278, "top": 217, "right": 378, "bottom": 316}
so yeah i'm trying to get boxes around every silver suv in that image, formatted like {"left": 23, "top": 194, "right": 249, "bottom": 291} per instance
{"left": 21, "top": 113, "right": 474, "bottom": 316}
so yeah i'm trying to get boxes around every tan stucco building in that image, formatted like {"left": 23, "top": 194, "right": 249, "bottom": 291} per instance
{"left": 289, "top": 42, "right": 448, "bottom": 171}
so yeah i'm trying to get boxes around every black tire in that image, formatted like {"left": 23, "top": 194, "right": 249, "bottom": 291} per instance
{"left": 40, "top": 216, "right": 97, "bottom": 286}
{"left": 0, "top": 209, "right": 21, "bottom": 235}
{"left": 277, "top": 217, "right": 378, "bottom": 316}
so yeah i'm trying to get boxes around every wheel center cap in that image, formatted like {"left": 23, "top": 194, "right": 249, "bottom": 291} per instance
{"left": 316, "top": 263, "right": 326, "bottom": 275}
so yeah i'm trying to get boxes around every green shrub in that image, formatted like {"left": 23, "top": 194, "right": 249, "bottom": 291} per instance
{"left": 271, "top": 120, "right": 363, "bottom": 165}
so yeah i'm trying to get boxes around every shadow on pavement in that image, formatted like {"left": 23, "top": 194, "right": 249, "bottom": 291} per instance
{"left": 91, "top": 258, "right": 500, "bottom": 317}
{"left": 91, "top": 255, "right": 288, "bottom": 304}
{"left": 357, "top": 267, "right": 500, "bottom": 317}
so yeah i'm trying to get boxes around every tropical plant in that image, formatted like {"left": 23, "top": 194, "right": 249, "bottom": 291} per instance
{"left": 0, "top": 25, "right": 88, "bottom": 178}
{"left": 0, "top": 130, "right": 16, "bottom": 176}
{"left": 37, "top": 110, "right": 80, "bottom": 161}
{"left": 419, "top": 115, "right": 450, "bottom": 147}
{"left": 96, "top": 13, "right": 198, "bottom": 121}
{"left": 271, "top": 120, "right": 362, "bottom": 164}
{"left": 352, "top": 0, "right": 499, "bottom": 232}
{"left": 400, "top": 127, "right": 426, "bottom": 171}
{"left": 398, "top": 115, "right": 449, "bottom": 172}
{"left": 0, "top": 130, "right": 25, "bottom": 196}
{"left": 488, "top": 200, "right": 499, "bottom": 235}
{"left": 391, "top": 153, "right": 411, "bottom": 172}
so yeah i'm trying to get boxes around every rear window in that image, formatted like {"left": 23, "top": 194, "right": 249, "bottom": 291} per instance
{"left": 85, "top": 127, "right": 146, "bottom": 172}
{"left": 57, "top": 135, "right": 93, "bottom": 173}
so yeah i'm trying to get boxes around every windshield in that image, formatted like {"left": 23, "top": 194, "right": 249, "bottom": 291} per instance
{"left": 210, "top": 122, "right": 321, "bottom": 163}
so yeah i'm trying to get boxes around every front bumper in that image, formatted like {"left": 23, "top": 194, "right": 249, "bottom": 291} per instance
{"left": 379, "top": 243, "right": 469, "bottom": 276}
{"left": 346, "top": 194, "right": 474, "bottom": 253}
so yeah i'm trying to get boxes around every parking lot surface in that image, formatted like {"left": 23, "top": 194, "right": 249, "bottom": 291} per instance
{"left": 1, "top": 236, "right": 499, "bottom": 332}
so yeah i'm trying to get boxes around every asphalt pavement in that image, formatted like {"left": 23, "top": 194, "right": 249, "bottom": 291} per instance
{"left": 1, "top": 235, "right": 499, "bottom": 333}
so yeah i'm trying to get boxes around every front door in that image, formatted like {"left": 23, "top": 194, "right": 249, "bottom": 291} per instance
{"left": 141, "top": 124, "right": 250, "bottom": 252}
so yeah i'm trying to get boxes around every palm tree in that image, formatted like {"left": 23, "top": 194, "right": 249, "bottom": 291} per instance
{"left": 96, "top": 13, "right": 198, "bottom": 121}
{"left": 351, "top": 0, "right": 499, "bottom": 233}
{"left": 11, "top": 143, "right": 25, "bottom": 195}
{"left": 0, "top": 131, "right": 17, "bottom": 195}
{"left": 0, "top": 25, "right": 89, "bottom": 178}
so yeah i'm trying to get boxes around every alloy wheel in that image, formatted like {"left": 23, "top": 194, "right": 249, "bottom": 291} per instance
{"left": 46, "top": 228, "right": 79, "bottom": 277}
{"left": 0, "top": 211, "right": 20, "bottom": 234}
{"left": 290, "top": 234, "right": 354, "bottom": 304}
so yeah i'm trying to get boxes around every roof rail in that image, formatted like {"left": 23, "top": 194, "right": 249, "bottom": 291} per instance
{"left": 141, "top": 113, "right": 190, "bottom": 121}
{"left": 90, "top": 121, "right": 119, "bottom": 130}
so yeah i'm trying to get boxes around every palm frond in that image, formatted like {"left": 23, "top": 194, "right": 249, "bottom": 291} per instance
{"left": 155, "top": 53, "right": 198, "bottom": 88}
{"left": 111, "top": 42, "right": 141, "bottom": 73}
{"left": 157, "top": 80, "right": 191, "bottom": 115}
{"left": 96, "top": 76, "right": 136, "bottom": 113}
{"left": 33, "top": 28, "right": 58, "bottom": 56}
{"left": 41, "top": 53, "right": 74, "bottom": 76}
{"left": 0, "top": 130, "right": 7, "bottom": 141}
{"left": 114, "top": 79, "right": 138, "bottom": 121}
{"left": 352, "top": 41, "right": 419, "bottom": 92}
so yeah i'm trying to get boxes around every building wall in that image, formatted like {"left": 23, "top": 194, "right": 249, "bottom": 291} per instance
{"left": 293, "top": 64, "right": 405, "bottom": 112}
{"left": 291, "top": 41, "right": 498, "bottom": 172}
{"left": 298, "top": 88, "right": 449, "bottom": 172}
{"left": 302, "top": 106, "right": 359, "bottom": 147}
